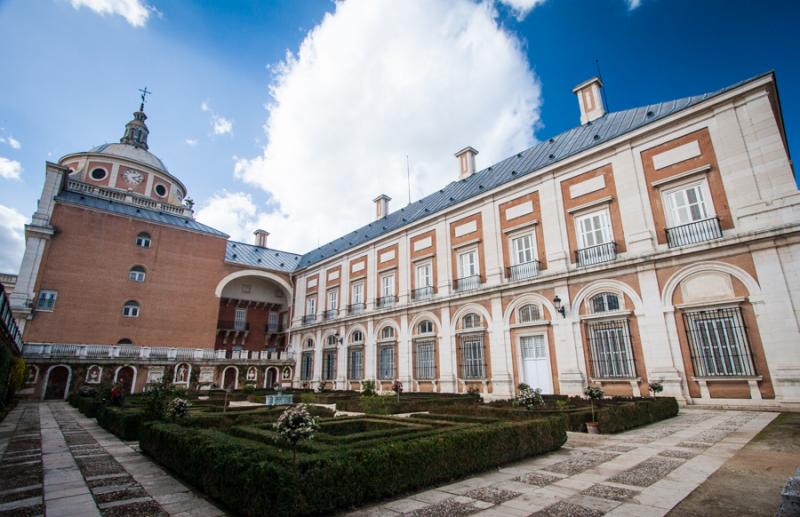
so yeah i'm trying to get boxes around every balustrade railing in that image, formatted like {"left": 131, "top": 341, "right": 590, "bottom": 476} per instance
{"left": 22, "top": 343, "right": 293, "bottom": 363}
{"left": 666, "top": 217, "right": 722, "bottom": 248}
{"left": 576, "top": 242, "right": 617, "bottom": 267}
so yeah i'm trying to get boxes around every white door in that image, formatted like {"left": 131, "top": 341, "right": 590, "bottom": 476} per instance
{"left": 520, "top": 335, "right": 553, "bottom": 393}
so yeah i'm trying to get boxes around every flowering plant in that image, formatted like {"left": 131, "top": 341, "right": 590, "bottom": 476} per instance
{"left": 513, "top": 383, "right": 544, "bottom": 410}
{"left": 648, "top": 381, "right": 663, "bottom": 398}
{"left": 391, "top": 380, "right": 403, "bottom": 401}
{"left": 166, "top": 397, "right": 191, "bottom": 419}
{"left": 109, "top": 383, "right": 124, "bottom": 406}
{"left": 583, "top": 385, "right": 604, "bottom": 422}
{"left": 274, "top": 404, "right": 319, "bottom": 462}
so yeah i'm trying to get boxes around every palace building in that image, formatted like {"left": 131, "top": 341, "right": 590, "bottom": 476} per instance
{"left": 9, "top": 72, "right": 800, "bottom": 407}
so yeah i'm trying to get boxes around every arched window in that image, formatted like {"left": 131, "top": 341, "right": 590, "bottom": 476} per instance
{"left": 380, "top": 326, "right": 395, "bottom": 340}
{"left": 305, "top": 338, "right": 314, "bottom": 349}
{"left": 117, "top": 338, "right": 133, "bottom": 345}
{"left": 128, "top": 265, "right": 146, "bottom": 282}
{"left": 122, "top": 301, "right": 140, "bottom": 317}
{"left": 518, "top": 304, "right": 541, "bottom": 323}
{"left": 135, "top": 232, "right": 151, "bottom": 248}
{"left": 350, "top": 330, "right": 364, "bottom": 344}
{"left": 590, "top": 292, "right": 620, "bottom": 313}
{"left": 417, "top": 320, "right": 434, "bottom": 334}
{"left": 462, "top": 313, "right": 481, "bottom": 329}
{"left": 326, "top": 334, "right": 338, "bottom": 347}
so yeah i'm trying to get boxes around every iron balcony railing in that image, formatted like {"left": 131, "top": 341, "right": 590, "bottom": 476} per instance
{"left": 666, "top": 217, "right": 722, "bottom": 248}
{"left": 412, "top": 286, "right": 434, "bottom": 300}
{"left": 348, "top": 303, "right": 365, "bottom": 315}
{"left": 376, "top": 296, "right": 397, "bottom": 308}
{"left": 302, "top": 314, "right": 317, "bottom": 325}
{"left": 507, "top": 260, "right": 540, "bottom": 281}
{"left": 217, "top": 321, "right": 250, "bottom": 332}
{"left": 576, "top": 242, "right": 617, "bottom": 267}
{"left": 266, "top": 322, "right": 284, "bottom": 333}
{"left": 0, "top": 286, "right": 23, "bottom": 353}
{"left": 454, "top": 275, "right": 481, "bottom": 292}
{"left": 324, "top": 309, "right": 338, "bottom": 320}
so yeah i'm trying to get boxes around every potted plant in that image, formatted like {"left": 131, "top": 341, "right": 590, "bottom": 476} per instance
{"left": 584, "top": 385, "right": 604, "bottom": 434}
{"left": 649, "top": 381, "right": 663, "bottom": 398}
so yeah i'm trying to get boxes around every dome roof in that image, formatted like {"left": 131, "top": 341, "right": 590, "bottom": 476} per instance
{"left": 89, "top": 142, "right": 169, "bottom": 172}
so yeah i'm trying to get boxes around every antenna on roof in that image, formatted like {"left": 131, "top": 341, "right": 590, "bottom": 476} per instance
{"left": 406, "top": 155, "right": 412, "bottom": 205}
{"left": 595, "top": 59, "right": 609, "bottom": 112}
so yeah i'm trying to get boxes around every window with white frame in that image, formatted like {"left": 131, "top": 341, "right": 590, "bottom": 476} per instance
{"left": 122, "top": 300, "right": 140, "bottom": 317}
{"left": 327, "top": 288, "right": 338, "bottom": 310}
{"left": 36, "top": 290, "right": 57, "bottom": 311}
{"left": 683, "top": 307, "right": 756, "bottom": 377}
{"left": 381, "top": 272, "right": 395, "bottom": 298}
{"left": 457, "top": 249, "right": 478, "bottom": 278}
{"left": 461, "top": 313, "right": 481, "bottom": 330}
{"left": 459, "top": 335, "right": 485, "bottom": 379}
{"left": 664, "top": 181, "right": 712, "bottom": 227}
{"left": 511, "top": 233, "right": 535, "bottom": 265}
{"left": 348, "top": 347, "right": 363, "bottom": 379}
{"left": 416, "top": 262, "right": 432, "bottom": 288}
{"left": 590, "top": 292, "right": 621, "bottom": 313}
{"left": 518, "top": 304, "right": 541, "bottom": 323}
{"left": 301, "top": 352, "right": 314, "bottom": 380}
{"left": 306, "top": 296, "right": 316, "bottom": 315}
{"left": 417, "top": 320, "right": 434, "bottom": 334}
{"left": 135, "top": 232, "right": 151, "bottom": 248}
{"left": 322, "top": 350, "right": 336, "bottom": 380}
{"left": 587, "top": 319, "right": 635, "bottom": 378}
{"left": 351, "top": 281, "right": 364, "bottom": 305}
{"left": 380, "top": 326, "right": 395, "bottom": 340}
{"left": 575, "top": 209, "right": 612, "bottom": 249}
{"left": 350, "top": 330, "right": 364, "bottom": 344}
{"left": 326, "top": 334, "right": 338, "bottom": 347}
{"left": 520, "top": 335, "right": 547, "bottom": 360}
{"left": 305, "top": 338, "right": 314, "bottom": 349}
{"left": 128, "top": 265, "right": 146, "bottom": 282}
{"left": 415, "top": 340, "right": 435, "bottom": 380}
{"left": 234, "top": 307, "right": 247, "bottom": 330}
{"left": 378, "top": 345, "right": 395, "bottom": 379}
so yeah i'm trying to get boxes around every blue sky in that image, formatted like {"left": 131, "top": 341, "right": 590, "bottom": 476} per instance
{"left": 1, "top": 0, "right": 798, "bottom": 272}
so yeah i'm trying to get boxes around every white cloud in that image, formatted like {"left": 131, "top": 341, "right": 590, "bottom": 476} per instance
{"left": 497, "top": 0, "right": 547, "bottom": 20}
{"left": 0, "top": 136, "right": 21, "bottom": 150}
{"left": 69, "top": 0, "right": 152, "bottom": 28}
{"left": 200, "top": 101, "right": 234, "bottom": 136}
{"left": 0, "top": 204, "right": 26, "bottom": 273}
{"left": 626, "top": 0, "right": 642, "bottom": 9}
{"left": 234, "top": 0, "right": 541, "bottom": 253}
{"left": 0, "top": 157, "right": 22, "bottom": 180}
{"left": 195, "top": 191, "right": 274, "bottom": 243}
{"left": 184, "top": 138, "right": 198, "bottom": 146}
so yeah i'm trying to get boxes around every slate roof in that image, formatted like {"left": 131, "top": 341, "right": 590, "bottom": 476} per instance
{"left": 225, "top": 241, "right": 302, "bottom": 273}
{"left": 56, "top": 190, "right": 229, "bottom": 238}
{"left": 295, "top": 73, "right": 770, "bottom": 270}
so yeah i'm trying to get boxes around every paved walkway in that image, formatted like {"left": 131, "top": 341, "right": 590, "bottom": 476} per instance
{"left": 347, "top": 408, "right": 778, "bottom": 517}
{"left": 0, "top": 402, "right": 226, "bottom": 517}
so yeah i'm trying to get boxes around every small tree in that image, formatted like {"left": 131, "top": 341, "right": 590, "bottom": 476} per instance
{"left": 391, "top": 380, "right": 403, "bottom": 402}
{"left": 274, "top": 404, "right": 319, "bottom": 464}
{"left": 361, "top": 380, "right": 376, "bottom": 397}
{"left": 584, "top": 385, "right": 604, "bottom": 423}
{"left": 513, "top": 383, "right": 544, "bottom": 410}
{"left": 166, "top": 397, "right": 191, "bottom": 420}
{"left": 649, "top": 381, "right": 663, "bottom": 398}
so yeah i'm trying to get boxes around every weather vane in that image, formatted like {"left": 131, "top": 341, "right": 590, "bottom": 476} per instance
{"left": 138, "top": 86, "right": 152, "bottom": 110}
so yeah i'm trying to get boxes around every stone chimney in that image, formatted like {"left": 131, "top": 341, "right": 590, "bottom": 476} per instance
{"left": 455, "top": 146, "right": 479, "bottom": 180}
{"left": 373, "top": 194, "right": 391, "bottom": 220}
{"left": 253, "top": 229, "right": 270, "bottom": 248}
{"left": 572, "top": 77, "right": 605, "bottom": 125}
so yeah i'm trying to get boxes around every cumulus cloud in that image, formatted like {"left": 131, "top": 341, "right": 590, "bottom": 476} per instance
{"left": 0, "top": 136, "right": 21, "bottom": 150}
{"left": 497, "top": 0, "right": 547, "bottom": 20}
{"left": 200, "top": 101, "right": 234, "bottom": 136}
{"left": 196, "top": 191, "right": 275, "bottom": 243}
{"left": 0, "top": 205, "right": 26, "bottom": 273}
{"left": 0, "top": 157, "right": 22, "bottom": 180}
{"left": 184, "top": 138, "right": 198, "bottom": 146}
{"left": 234, "top": 0, "right": 541, "bottom": 253}
{"left": 69, "top": 0, "right": 152, "bottom": 27}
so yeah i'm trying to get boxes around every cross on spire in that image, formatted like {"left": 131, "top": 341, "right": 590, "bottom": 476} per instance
{"left": 138, "top": 86, "right": 152, "bottom": 111}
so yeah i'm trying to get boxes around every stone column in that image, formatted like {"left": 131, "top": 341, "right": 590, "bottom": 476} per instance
{"left": 438, "top": 306, "right": 456, "bottom": 392}
{"left": 487, "top": 294, "right": 513, "bottom": 398}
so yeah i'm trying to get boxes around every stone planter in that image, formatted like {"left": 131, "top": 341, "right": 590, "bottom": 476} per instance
{"left": 586, "top": 421, "right": 600, "bottom": 434}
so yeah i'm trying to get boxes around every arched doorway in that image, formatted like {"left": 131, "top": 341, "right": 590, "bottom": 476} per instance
{"left": 223, "top": 367, "right": 238, "bottom": 390}
{"left": 266, "top": 368, "right": 277, "bottom": 389}
{"left": 44, "top": 365, "right": 71, "bottom": 400}
{"left": 115, "top": 366, "right": 136, "bottom": 395}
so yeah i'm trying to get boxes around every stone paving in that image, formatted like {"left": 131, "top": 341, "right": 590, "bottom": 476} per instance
{"left": 0, "top": 402, "right": 226, "bottom": 517}
{"left": 346, "top": 409, "right": 778, "bottom": 517}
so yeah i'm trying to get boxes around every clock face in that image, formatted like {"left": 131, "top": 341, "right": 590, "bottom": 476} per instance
{"left": 123, "top": 169, "right": 144, "bottom": 185}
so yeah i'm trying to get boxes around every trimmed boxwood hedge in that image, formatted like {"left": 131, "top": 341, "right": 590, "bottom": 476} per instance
{"left": 96, "top": 406, "right": 145, "bottom": 441}
{"left": 140, "top": 415, "right": 567, "bottom": 516}
{"left": 335, "top": 394, "right": 480, "bottom": 414}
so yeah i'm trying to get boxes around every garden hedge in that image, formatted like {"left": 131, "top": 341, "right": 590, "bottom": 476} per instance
{"left": 96, "top": 406, "right": 145, "bottom": 441}
{"left": 140, "top": 414, "right": 567, "bottom": 516}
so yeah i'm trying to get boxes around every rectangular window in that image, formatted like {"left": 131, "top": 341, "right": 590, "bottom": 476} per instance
{"left": 348, "top": 348, "right": 363, "bottom": 380}
{"left": 512, "top": 233, "right": 535, "bottom": 265}
{"left": 301, "top": 352, "right": 314, "bottom": 380}
{"left": 520, "top": 335, "right": 547, "bottom": 359}
{"left": 351, "top": 282, "right": 364, "bottom": 304}
{"left": 37, "top": 290, "right": 57, "bottom": 311}
{"left": 415, "top": 340, "right": 435, "bottom": 380}
{"left": 378, "top": 345, "right": 395, "bottom": 380}
{"left": 234, "top": 307, "right": 247, "bottom": 331}
{"left": 306, "top": 296, "right": 316, "bottom": 315}
{"left": 665, "top": 183, "right": 710, "bottom": 227}
{"left": 683, "top": 307, "right": 755, "bottom": 377}
{"left": 576, "top": 209, "right": 612, "bottom": 249}
{"left": 267, "top": 311, "right": 279, "bottom": 331}
{"left": 327, "top": 288, "right": 338, "bottom": 310}
{"left": 459, "top": 336, "right": 485, "bottom": 379}
{"left": 381, "top": 273, "right": 395, "bottom": 297}
{"left": 458, "top": 250, "right": 478, "bottom": 277}
{"left": 416, "top": 262, "right": 432, "bottom": 288}
{"left": 322, "top": 351, "right": 336, "bottom": 380}
{"left": 587, "top": 320, "right": 635, "bottom": 378}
